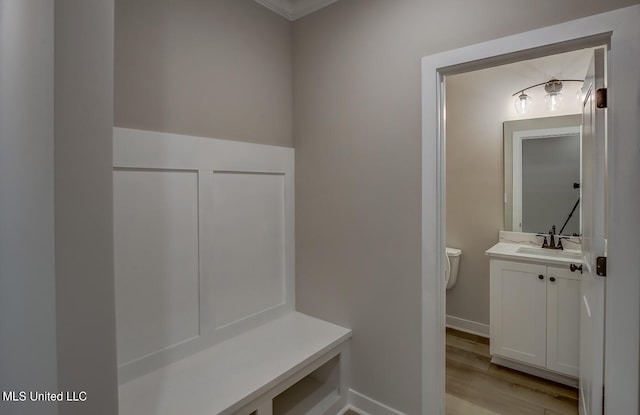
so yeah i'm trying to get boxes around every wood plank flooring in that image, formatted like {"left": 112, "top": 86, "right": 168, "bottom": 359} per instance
{"left": 344, "top": 329, "right": 577, "bottom": 414}
{"left": 446, "top": 328, "right": 578, "bottom": 415}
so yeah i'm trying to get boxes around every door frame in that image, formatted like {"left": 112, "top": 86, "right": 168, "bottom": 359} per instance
{"left": 420, "top": 5, "right": 640, "bottom": 414}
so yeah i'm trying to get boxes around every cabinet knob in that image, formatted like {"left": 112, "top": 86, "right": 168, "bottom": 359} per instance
{"left": 549, "top": 277, "right": 556, "bottom": 282}
{"left": 538, "top": 274, "right": 544, "bottom": 280}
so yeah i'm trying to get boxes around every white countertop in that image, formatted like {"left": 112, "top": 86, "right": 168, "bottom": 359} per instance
{"left": 485, "top": 242, "right": 584, "bottom": 266}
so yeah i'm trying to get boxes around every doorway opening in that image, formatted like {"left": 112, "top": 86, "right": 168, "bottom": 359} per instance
{"left": 418, "top": 8, "right": 640, "bottom": 413}
{"left": 442, "top": 47, "right": 602, "bottom": 414}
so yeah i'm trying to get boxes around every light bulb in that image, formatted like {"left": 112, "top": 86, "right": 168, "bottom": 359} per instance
{"left": 576, "top": 89, "right": 583, "bottom": 107}
{"left": 514, "top": 92, "right": 532, "bottom": 115}
{"left": 545, "top": 92, "right": 563, "bottom": 111}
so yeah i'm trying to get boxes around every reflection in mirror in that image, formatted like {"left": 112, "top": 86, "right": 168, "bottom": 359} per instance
{"left": 504, "top": 115, "right": 582, "bottom": 235}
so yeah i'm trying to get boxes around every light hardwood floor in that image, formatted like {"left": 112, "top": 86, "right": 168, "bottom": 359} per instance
{"left": 446, "top": 328, "right": 578, "bottom": 415}
{"left": 345, "top": 329, "right": 577, "bottom": 415}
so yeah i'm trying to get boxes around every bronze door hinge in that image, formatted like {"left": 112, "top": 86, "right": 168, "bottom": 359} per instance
{"left": 596, "top": 256, "right": 607, "bottom": 277}
{"left": 596, "top": 88, "right": 607, "bottom": 109}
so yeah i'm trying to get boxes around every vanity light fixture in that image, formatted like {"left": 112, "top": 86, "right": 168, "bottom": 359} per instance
{"left": 512, "top": 78, "right": 583, "bottom": 114}
{"left": 514, "top": 92, "right": 533, "bottom": 115}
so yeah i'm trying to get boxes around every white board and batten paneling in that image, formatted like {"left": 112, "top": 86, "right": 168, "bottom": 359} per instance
{"left": 113, "top": 127, "right": 295, "bottom": 382}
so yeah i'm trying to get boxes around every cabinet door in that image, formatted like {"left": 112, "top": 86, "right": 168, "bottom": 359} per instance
{"left": 490, "top": 260, "right": 547, "bottom": 367}
{"left": 546, "top": 266, "right": 580, "bottom": 377}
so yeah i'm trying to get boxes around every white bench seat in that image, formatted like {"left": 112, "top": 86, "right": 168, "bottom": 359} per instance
{"left": 118, "top": 312, "right": 351, "bottom": 415}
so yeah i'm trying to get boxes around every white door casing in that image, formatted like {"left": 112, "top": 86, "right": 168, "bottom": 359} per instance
{"left": 578, "top": 48, "right": 606, "bottom": 415}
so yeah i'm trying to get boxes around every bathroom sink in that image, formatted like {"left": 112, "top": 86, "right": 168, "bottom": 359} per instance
{"left": 516, "top": 246, "right": 583, "bottom": 260}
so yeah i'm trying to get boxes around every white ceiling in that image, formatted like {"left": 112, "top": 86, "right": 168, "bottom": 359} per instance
{"left": 253, "top": 0, "right": 341, "bottom": 20}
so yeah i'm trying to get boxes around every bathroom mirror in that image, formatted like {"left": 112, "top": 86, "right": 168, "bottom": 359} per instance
{"left": 504, "top": 115, "right": 582, "bottom": 235}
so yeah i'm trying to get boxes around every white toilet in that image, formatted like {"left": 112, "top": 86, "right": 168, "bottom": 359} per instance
{"left": 445, "top": 247, "right": 462, "bottom": 290}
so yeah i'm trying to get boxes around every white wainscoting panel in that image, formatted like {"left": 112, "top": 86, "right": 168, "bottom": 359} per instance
{"left": 114, "top": 169, "right": 201, "bottom": 365}
{"left": 113, "top": 128, "right": 295, "bottom": 382}
{"left": 211, "top": 172, "right": 286, "bottom": 329}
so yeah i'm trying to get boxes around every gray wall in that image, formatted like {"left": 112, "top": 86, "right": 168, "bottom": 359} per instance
{"left": 115, "top": 0, "right": 293, "bottom": 147}
{"left": 292, "top": 0, "right": 637, "bottom": 413}
{"left": 0, "top": 1, "right": 117, "bottom": 414}
{"left": 0, "top": 1, "right": 58, "bottom": 414}
{"left": 445, "top": 70, "right": 507, "bottom": 328}
{"left": 111, "top": 0, "right": 639, "bottom": 412}
{"left": 54, "top": 1, "right": 119, "bottom": 414}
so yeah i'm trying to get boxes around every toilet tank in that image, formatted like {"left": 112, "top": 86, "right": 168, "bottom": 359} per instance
{"left": 445, "top": 247, "right": 462, "bottom": 290}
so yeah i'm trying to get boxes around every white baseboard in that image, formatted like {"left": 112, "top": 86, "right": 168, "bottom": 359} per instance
{"left": 336, "top": 405, "right": 357, "bottom": 415}
{"left": 347, "top": 389, "right": 406, "bottom": 415}
{"left": 445, "top": 315, "right": 490, "bottom": 338}
{"left": 491, "top": 356, "right": 578, "bottom": 388}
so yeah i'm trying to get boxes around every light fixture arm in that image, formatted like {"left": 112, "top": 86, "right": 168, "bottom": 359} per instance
{"left": 512, "top": 79, "right": 584, "bottom": 97}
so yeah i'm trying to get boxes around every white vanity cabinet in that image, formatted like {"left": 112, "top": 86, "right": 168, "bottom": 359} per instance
{"left": 546, "top": 266, "right": 580, "bottom": 377}
{"left": 490, "top": 259, "right": 580, "bottom": 379}
{"left": 490, "top": 260, "right": 547, "bottom": 367}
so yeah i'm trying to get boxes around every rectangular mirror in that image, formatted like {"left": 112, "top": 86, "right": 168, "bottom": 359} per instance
{"left": 504, "top": 115, "right": 582, "bottom": 235}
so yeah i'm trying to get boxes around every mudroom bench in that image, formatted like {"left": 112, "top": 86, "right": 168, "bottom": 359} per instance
{"left": 118, "top": 312, "right": 351, "bottom": 415}
{"left": 113, "top": 129, "right": 351, "bottom": 414}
